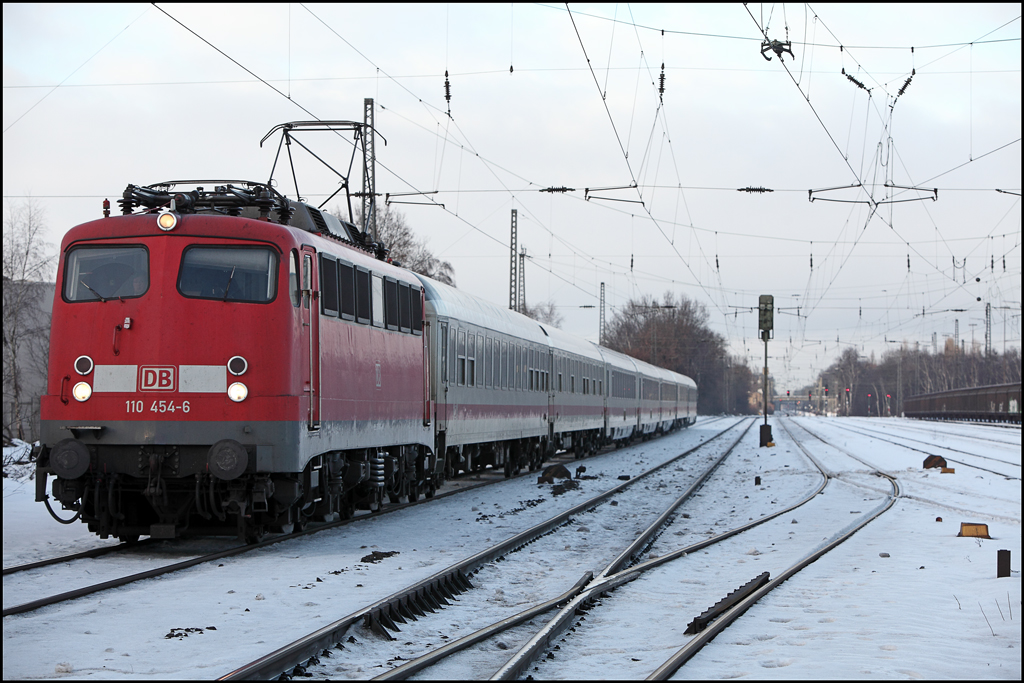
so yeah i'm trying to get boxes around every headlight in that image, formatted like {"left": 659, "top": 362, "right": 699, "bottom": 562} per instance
{"left": 227, "top": 356, "right": 247, "bottom": 376}
{"left": 157, "top": 211, "right": 178, "bottom": 231}
{"left": 72, "top": 382, "right": 92, "bottom": 402}
{"left": 74, "top": 355, "right": 94, "bottom": 375}
{"left": 227, "top": 382, "right": 248, "bottom": 402}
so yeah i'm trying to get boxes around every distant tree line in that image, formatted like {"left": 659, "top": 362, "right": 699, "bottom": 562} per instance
{"left": 603, "top": 292, "right": 759, "bottom": 414}
{"left": 808, "top": 343, "right": 1021, "bottom": 417}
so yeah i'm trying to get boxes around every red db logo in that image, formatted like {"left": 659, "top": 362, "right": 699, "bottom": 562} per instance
{"left": 139, "top": 366, "right": 176, "bottom": 392}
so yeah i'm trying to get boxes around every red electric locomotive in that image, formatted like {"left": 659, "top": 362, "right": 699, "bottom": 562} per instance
{"left": 36, "top": 182, "right": 438, "bottom": 542}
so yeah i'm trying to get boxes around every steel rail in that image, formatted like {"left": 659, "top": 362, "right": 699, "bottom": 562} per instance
{"left": 832, "top": 420, "right": 1020, "bottom": 468}
{"left": 377, "top": 420, "right": 775, "bottom": 681}
{"left": 817, "top": 419, "right": 1019, "bottom": 480}
{"left": 491, "top": 419, "right": 764, "bottom": 680}
{"left": 1, "top": 463, "right": 536, "bottom": 618}
{"left": 219, "top": 419, "right": 746, "bottom": 680}
{"left": 3, "top": 538, "right": 159, "bottom": 576}
{"left": 371, "top": 572, "right": 595, "bottom": 681}
{"left": 645, "top": 417, "right": 901, "bottom": 679}
{"left": 850, "top": 417, "right": 1021, "bottom": 447}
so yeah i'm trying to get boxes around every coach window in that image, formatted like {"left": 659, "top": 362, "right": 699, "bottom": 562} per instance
{"left": 355, "top": 267, "right": 371, "bottom": 324}
{"left": 319, "top": 254, "right": 339, "bottom": 317}
{"left": 178, "top": 246, "right": 277, "bottom": 303}
{"left": 289, "top": 250, "right": 300, "bottom": 307}
{"left": 478, "top": 334, "right": 485, "bottom": 386}
{"left": 457, "top": 330, "right": 466, "bottom": 385}
{"left": 371, "top": 274, "right": 385, "bottom": 327}
{"left": 64, "top": 245, "right": 149, "bottom": 302}
{"left": 339, "top": 261, "right": 355, "bottom": 320}
{"left": 468, "top": 333, "right": 477, "bottom": 387}
{"left": 399, "top": 282, "right": 412, "bottom": 333}
{"left": 413, "top": 288, "right": 423, "bottom": 335}
{"left": 500, "top": 340, "right": 508, "bottom": 388}
{"left": 384, "top": 277, "right": 400, "bottom": 330}
{"left": 489, "top": 338, "right": 497, "bottom": 387}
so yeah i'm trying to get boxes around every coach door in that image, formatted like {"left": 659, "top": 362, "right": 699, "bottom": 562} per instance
{"left": 301, "top": 246, "right": 321, "bottom": 430}
{"left": 437, "top": 321, "right": 449, "bottom": 431}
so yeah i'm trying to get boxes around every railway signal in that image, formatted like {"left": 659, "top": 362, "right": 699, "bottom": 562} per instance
{"left": 758, "top": 295, "right": 774, "bottom": 447}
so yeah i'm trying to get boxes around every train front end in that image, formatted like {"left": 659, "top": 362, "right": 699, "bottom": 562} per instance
{"left": 36, "top": 194, "right": 302, "bottom": 542}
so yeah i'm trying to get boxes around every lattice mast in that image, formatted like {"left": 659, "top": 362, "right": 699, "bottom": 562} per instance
{"left": 509, "top": 209, "right": 518, "bottom": 311}
{"left": 518, "top": 247, "right": 526, "bottom": 313}
{"left": 362, "top": 98, "right": 377, "bottom": 242}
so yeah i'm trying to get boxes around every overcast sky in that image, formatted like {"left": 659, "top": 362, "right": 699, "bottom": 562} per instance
{"left": 3, "top": 3, "right": 1021, "bottom": 389}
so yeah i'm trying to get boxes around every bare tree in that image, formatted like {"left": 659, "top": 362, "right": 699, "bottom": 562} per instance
{"left": 604, "top": 291, "right": 756, "bottom": 414}
{"left": 3, "top": 200, "right": 56, "bottom": 443}
{"left": 520, "top": 300, "right": 564, "bottom": 328}
{"left": 345, "top": 204, "right": 456, "bottom": 286}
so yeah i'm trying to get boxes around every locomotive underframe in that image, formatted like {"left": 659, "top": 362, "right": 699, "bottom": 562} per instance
{"left": 36, "top": 436, "right": 439, "bottom": 543}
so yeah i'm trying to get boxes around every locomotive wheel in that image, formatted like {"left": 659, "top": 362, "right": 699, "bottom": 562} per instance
{"left": 425, "top": 480, "right": 437, "bottom": 499}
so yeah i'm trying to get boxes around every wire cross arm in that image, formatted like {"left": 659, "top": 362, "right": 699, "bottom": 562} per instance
{"left": 259, "top": 120, "right": 381, "bottom": 147}
{"left": 807, "top": 183, "right": 867, "bottom": 203}
{"left": 879, "top": 182, "right": 938, "bottom": 203}
{"left": 584, "top": 183, "right": 643, "bottom": 204}
{"left": 385, "top": 191, "right": 444, "bottom": 209}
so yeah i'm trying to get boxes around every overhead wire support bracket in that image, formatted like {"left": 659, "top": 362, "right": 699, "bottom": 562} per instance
{"left": 807, "top": 183, "right": 865, "bottom": 203}
{"left": 879, "top": 181, "right": 938, "bottom": 203}
{"left": 761, "top": 39, "right": 794, "bottom": 62}
{"left": 385, "top": 191, "right": 444, "bottom": 208}
{"left": 996, "top": 189, "right": 1021, "bottom": 197}
{"left": 585, "top": 183, "right": 643, "bottom": 204}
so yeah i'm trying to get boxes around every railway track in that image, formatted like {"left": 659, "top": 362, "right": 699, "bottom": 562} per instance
{"left": 860, "top": 417, "right": 1021, "bottom": 447}
{"left": 3, "top": 420, "right": 727, "bottom": 624}
{"left": 825, "top": 419, "right": 1020, "bottom": 480}
{"left": 217, "top": 417, "right": 751, "bottom": 680}
{"left": 4, "top": 427, "right": 692, "bottom": 619}
{"left": 362, "top": 416, "right": 893, "bottom": 681}
{"left": 504, "top": 416, "right": 901, "bottom": 681}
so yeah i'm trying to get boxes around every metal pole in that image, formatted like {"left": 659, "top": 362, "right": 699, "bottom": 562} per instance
{"left": 763, "top": 332, "right": 769, "bottom": 427}
{"left": 509, "top": 209, "right": 518, "bottom": 311}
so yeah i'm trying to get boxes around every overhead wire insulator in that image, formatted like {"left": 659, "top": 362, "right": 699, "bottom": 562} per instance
{"left": 659, "top": 63, "right": 666, "bottom": 102}
{"left": 898, "top": 68, "right": 915, "bottom": 97}
{"left": 539, "top": 186, "right": 576, "bottom": 193}
{"left": 842, "top": 68, "right": 869, "bottom": 92}
{"left": 737, "top": 186, "right": 773, "bottom": 193}
{"left": 444, "top": 70, "right": 452, "bottom": 116}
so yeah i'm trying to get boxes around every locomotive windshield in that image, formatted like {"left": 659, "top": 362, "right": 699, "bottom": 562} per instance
{"left": 63, "top": 245, "right": 149, "bottom": 302}
{"left": 178, "top": 246, "right": 278, "bottom": 303}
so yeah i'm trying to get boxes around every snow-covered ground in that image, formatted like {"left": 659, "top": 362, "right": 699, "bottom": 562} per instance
{"left": 3, "top": 417, "right": 1020, "bottom": 680}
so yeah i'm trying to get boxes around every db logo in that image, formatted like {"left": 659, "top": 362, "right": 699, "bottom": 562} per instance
{"left": 139, "top": 366, "right": 176, "bottom": 392}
